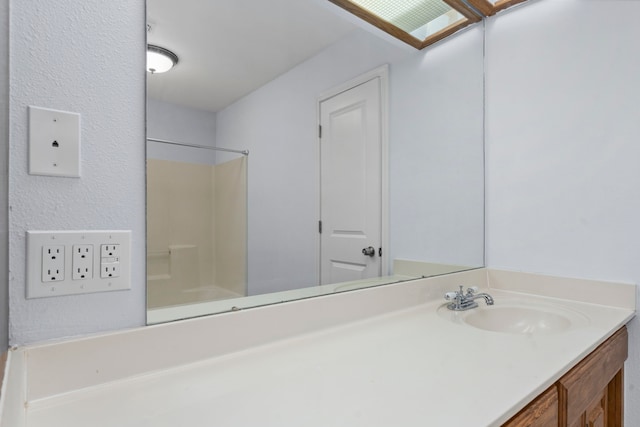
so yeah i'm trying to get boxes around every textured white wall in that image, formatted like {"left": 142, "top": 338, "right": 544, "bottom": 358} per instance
{"left": 0, "top": 0, "right": 8, "bottom": 350}
{"left": 485, "top": 0, "right": 640, "bottom": 424}
{"left": 216, "top": 28, "right": 485, "bottom": 296}
{"left": 8, "top": 1, "right": 146, "bottom": 344}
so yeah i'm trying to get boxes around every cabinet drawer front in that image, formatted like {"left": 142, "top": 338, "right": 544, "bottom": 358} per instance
{"left": 502, "top": 386, "right": 558, "bottom": 427}
{"left": 559, "top": 327, "right": 628, "bottom": 424}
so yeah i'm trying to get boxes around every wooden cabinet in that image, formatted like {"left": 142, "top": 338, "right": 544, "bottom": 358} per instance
{"left": 502, "top": 385, "right": 559, "bottom": 427}
{"left": 503, "top": 326, "right": 627, "bottom": 427}
{"left": 583, "top": 391, "right": 606, "bottom": 427}
{"left": 559, "top": 326, "right": 627, "bottom": 427}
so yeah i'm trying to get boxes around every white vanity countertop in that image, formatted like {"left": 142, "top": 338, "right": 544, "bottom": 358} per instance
{"left": 2, "top": 269, "right": 636, "bottom": 427}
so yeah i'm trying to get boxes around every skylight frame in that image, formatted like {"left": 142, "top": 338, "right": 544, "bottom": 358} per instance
{"left": 328, "top": 0, "right": 482, "bottom": 50}
{"left": 466, "top": 0, "right": 528, "bottom": 17}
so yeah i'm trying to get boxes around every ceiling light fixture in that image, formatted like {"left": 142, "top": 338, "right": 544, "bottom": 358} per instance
{"left": 147, "top": 45, "right": 179, "bottom": 74}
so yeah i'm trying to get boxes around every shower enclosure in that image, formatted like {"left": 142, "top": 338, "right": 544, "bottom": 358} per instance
{"left": 146, "top": 138, "right": 248, "bottom": 309}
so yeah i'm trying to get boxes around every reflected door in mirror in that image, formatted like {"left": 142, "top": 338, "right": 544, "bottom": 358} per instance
{"left": 320, "top": 77, "right": 382, "bottom": 285}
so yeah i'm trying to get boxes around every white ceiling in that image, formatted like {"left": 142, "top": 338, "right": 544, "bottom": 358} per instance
{"left": 147, "top": 0, "right": 359, "bottom": 112}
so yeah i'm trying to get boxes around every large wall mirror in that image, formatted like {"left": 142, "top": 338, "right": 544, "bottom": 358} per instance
{"left": 146, "top": 0, "right": 485, "bottom": 324}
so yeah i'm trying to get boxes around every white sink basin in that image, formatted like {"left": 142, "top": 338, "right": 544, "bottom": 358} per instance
{"left": 438, "top": 299, "right": 589, "bottom": 334}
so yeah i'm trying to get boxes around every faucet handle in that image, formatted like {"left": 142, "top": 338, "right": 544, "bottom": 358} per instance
{"left": 444, "top": 292, "right": 458, "bottom": 300}
{"left": 467, "top": 286, "right": 479, "bottom": 294}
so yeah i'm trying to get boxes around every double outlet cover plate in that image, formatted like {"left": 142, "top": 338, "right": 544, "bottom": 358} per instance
{"left": 26, "top": 230, "right": 131, "bottom": 299}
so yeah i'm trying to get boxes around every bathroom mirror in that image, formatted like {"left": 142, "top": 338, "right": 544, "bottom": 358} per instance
{"left": 146, "top": 0, "right": 485, "bottom": 324}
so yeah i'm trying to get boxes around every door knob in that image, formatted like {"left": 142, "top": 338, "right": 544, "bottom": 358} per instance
{"left": 362, "top": 246, "right": 375, "bottom": 257}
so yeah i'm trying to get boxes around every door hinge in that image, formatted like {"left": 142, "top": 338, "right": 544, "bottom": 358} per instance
{"left": 379, "top": 247, "right": 382, "bottom": 257}
{"left": 319, "top": 220, "right": 322, "bottom": 234}
{"left": 318, "top": 125, "right": 322, "bottom": 139}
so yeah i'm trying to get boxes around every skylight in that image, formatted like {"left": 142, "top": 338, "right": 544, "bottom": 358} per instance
{"left": 350, "top": 0, "right": 456, "bottom": 35}
{"left": 330, "top": 0, "right": 528, "bottom": 49}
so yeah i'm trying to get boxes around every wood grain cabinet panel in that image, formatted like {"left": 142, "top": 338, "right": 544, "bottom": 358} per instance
{"left": 606, "top": 370, "right": 624, "bottom": 427}
{"left": 502, "top": 386, "right": 558, "bottom": 427}
{"left": 559, "top": 327, "right": 627, "bottom": 427}
{"left": 501, "top": 326, "right": 627, "bottom": 427}
{"left": 584, "top": 392, "right": 606, "bottom": 427}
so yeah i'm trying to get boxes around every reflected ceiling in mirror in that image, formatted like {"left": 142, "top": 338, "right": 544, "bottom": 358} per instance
{"left": 328, "top": 0, "right": 481, "bottom": 49}
{"left": 147, "top": 0, "right": 358, "bottom": 112}
{"left": 146, "top": 0, "right": 485, "bottom": 324}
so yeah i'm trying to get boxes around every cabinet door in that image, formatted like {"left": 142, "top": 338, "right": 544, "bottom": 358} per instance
{"left": 559, "top": 327, "right": 627, "bottom": 426}
{"left": 564, "top": 369, "right": 624, "bottom": 427}
{"left": 585, "top": 392, "right": 607, "bottom": 427}
{"left": 606, "top": 369, "right": 624, "bottom": 427}
{"left": 502, "top": 386, "right": 558, "bottom": 427}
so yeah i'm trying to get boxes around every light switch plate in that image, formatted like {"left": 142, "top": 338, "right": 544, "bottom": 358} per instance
{"left": 28, "top": 106, "right": 81, "bottom": 177}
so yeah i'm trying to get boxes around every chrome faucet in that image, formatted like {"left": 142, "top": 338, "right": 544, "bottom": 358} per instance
{"left": 444, "top": 286, "right": 494, "bottom": 311}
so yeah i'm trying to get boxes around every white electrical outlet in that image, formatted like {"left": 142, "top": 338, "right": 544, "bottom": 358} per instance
{"left": 28, "top": 106, "right": 81, "bottom": 178}
{"left": 101, "top": 263, "right": 120, "bottom": 279}
{"left": 101, "top": 244, "right": 120, "bottom": 260}
{"left": 100, "top": 244, "right": 121, "bottom": 278}
{"left": 72, "top": 244, "right": 94, "bottom": 280}
{"left": 42, "top": 245, "right": 65, "bottom": 282}
{"left": 26, "top": 230, "right": 131, "bottom": 299}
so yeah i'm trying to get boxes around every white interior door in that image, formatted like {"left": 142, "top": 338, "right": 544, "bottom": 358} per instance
{"left": 319, "top": 77, "right": 382, "bottom": 285}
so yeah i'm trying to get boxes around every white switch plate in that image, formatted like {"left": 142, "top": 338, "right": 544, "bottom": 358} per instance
{"left": 26, "top": 230, "right": 131, "bottom": 299}
{"left": 28, "top": 106, "right": 81, "bottom": 177}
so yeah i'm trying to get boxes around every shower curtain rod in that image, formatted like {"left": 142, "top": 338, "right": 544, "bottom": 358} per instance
{"left": 147, "top": 137, "right": 249, "bottom": 155}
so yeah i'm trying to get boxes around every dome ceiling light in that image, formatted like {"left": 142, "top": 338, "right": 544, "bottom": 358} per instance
{"left": 147, "top": 45, "right": 179, "bottom": 74}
